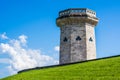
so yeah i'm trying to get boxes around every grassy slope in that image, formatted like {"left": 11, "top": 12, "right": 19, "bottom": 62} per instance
{"left": 1, "top": 56, "right": 120, "bottom": 80}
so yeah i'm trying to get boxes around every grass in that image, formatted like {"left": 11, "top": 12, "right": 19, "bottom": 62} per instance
{"left": 1, "top": 56, "right": 120, "bottom": 80}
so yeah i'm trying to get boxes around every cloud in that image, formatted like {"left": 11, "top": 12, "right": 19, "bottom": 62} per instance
{"left": 0, "top": 32, "right": 8, "bottom": 40}
{"left": 54, "top": 46, "right": 60, "bottom": 52}
{"left": 18, "top": 35, "right": 27, "bottom": 44}
{"left": 0, "top": 33, "right": 58, "bottom": 75}
{"left": 0, "top": 58, "right": 10, "bottom": 64}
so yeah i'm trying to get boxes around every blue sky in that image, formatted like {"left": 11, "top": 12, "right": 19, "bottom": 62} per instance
{"left": 0, "top": 0, "right": 120, "bottom": 78}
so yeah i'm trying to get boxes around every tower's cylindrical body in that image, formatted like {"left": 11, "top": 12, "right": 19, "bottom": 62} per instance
{"left": 56, "top": 8, "right": 99, "bottom": 64}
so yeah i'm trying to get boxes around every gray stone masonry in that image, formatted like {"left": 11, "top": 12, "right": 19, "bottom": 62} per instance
{"left": 56, "top": 8, "right": 99, "bottom": 64}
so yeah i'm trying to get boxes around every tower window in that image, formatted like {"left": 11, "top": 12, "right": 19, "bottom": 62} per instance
{"left": 89, "top": 37, "right": 93, "bottom": 42}
{"left": 76, "top": 36, "right": 81, "bottom": 41}
{"left": 63, "top": 37, "right": 68, "bottom": 42}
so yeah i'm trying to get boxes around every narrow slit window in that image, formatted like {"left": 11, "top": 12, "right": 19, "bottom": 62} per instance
{"left": 76, "top": 36, "right": 81, "bottom": 41}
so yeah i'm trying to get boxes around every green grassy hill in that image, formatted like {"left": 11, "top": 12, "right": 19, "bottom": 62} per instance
{"left": 1, "top": 56, "right": 120, "bottom": 80}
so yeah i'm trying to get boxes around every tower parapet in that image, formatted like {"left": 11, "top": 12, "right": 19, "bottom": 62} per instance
{"left": 57, "top": 8, "right": 98, "bottom": 27}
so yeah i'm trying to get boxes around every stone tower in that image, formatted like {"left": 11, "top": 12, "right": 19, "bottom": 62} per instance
{"left": 56, "top": 8, "right": 99, "bottom": 64}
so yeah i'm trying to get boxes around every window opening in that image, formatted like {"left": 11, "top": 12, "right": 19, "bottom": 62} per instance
{"left": 76, "top": 36, "right": 81, "bottom": 41}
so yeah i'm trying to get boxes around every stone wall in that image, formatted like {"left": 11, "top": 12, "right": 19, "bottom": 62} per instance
{"left": 60, "top": 23, "right": 96, "bottom": 64}
{"left": 86, "top": 23, "right": 96, "bottom": 60}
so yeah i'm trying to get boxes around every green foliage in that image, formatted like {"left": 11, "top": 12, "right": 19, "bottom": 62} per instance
{"left": 1, "top": 56, "right": 120, "bottom": 80}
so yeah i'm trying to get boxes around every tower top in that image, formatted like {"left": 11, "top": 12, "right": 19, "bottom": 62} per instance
{"left": 59, "top": 8, "right": 96, "bottom": 17}
{"left": 56, "top": 8, "right": 99, "bottom": 27}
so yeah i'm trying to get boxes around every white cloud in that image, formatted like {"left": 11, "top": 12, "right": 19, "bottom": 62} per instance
{"left": 54, "top": 46, "right": 60, "bottom": 52}
{"left": 0, "top": 34, "right": 58, "bottom": 75}
{"left": 0, "top": 32, "right": 8, "bottom": 40}
{"left": 18, "top": 35, "right": 27, "bottom": 44}
{"left": 0, "top": 58, "right": 10, "bottom": 64}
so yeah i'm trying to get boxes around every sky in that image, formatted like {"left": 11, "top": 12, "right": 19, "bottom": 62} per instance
{"left": 0, "top": 0, "right": 120, "bottom": 78}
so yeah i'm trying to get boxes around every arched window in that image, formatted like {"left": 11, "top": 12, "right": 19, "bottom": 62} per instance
{"left": 63, "top": 37, "right": 68, "bottom": 42}
{"left": 89, "top": 37, "right": 93, "bottom": 42}
{"left": 76, "top": 36, "right": 81, "bottom": 41}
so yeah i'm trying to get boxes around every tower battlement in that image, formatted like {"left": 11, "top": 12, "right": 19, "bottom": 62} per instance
{"left": 56, "top": 8, "right": 98, "bottom": 27}
{"left": 56, "top": 8, "right": 99, "bottom": 64}
{"left": 59, "top": 8, "right": 96, "bottom": 17}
